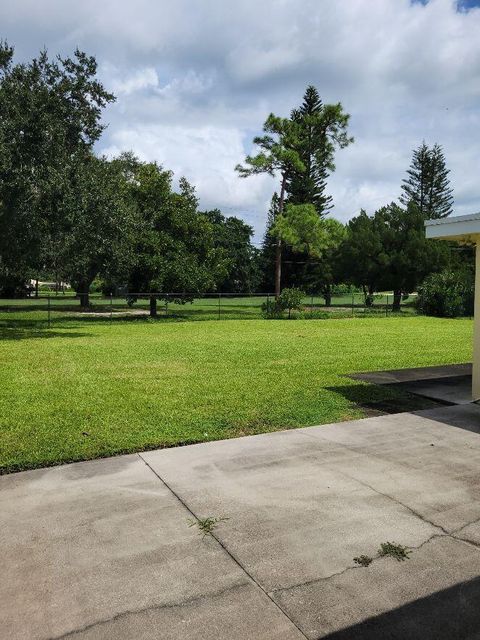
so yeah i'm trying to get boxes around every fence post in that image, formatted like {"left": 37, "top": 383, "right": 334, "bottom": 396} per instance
{"left": 311, "top": 294, "right": 314, "bottom": 317}
{"left": 110, "top": 293, "right": 113, "bottom": 323}
{"left": 386, "top": 294, "right": 388, "bottom": 317}
{"left": 47, "top": 295, "right": 51, "bottom": 329}
{"left": 218, "top": 293, "right": 221, "bottom": 320}
{"left": 352, "top": 292, "right": 354, "bottom": 317}
{"left": 165, "top": 294, "right": 169, "bottom": 317}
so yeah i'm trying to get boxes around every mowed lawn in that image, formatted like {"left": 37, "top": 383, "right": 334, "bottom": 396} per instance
{"left": 0, "top": 316, "right": 472, "bottom": 473}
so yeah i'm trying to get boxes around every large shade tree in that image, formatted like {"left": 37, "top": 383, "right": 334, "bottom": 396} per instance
{"left": 0, "top": 42, "right": 114, "bottom": 295}
{"left": 55, "top": 154, "right": 135, "bottom": 307}
{"left": 122, "top": 157, "right": 227, "bottom": 316}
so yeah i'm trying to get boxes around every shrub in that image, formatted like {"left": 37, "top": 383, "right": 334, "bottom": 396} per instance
{"left": 278, "top": 287, "right": 305, "bottom": 318}
{"left": 417, "top": 269, "right": 474, "bottom": 318}
{"left": 261, "top": 287, "right": 305, "bottom": 319}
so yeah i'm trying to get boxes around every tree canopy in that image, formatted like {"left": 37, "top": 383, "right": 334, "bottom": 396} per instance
{"left": 0, "top": 42, "right": 115, "bottom": 296}
{"left": 340, "top": 202, "right": 453, "bottom": 309}
{"left": 0, "top": 43, "right": 467, "bottom": 311}
{"left": 237, "top": 87, "right": 352, "bottom": 296}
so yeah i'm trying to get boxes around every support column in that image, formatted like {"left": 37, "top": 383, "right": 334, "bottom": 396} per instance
{"left": 473, "top": 241, "right": 480, "bottom": 401}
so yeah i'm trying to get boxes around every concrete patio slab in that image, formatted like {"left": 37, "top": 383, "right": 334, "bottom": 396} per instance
{"left": 2, "top": 403, "right": 480, "bottom": 639}
{"left": 0, "top": 455, "right": 304, "bottom": 640}
{"left": 142, "top": 427, "right": 440, "bottom": 593}
{"left": 297, "top": 407, "right": 480, "bottom": 535}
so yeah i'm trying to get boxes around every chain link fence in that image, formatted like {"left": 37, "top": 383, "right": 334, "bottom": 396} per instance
{"left": 0, "top": 291, "right": 419, "bottom": 329}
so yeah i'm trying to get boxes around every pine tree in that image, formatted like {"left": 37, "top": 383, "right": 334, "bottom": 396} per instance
{"left": 236, "top": 114, "right": 304, "bottom": 296}
{"left": 287, "top": 85, "right": 352, "bottom": 217}
{"left": 400, "top": 142, "right": 453, "bottom": 219}
{"left": 288, "top": 87, "right": 332, "bottom": 216}
{"left": 427, "top": 144, "right": 454, "bottom": 219}
{"left": 236, "top": 87, "right": 352, "bottom": 295}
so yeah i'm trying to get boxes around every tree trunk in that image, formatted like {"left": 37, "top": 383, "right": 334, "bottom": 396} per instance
{"left": 79, "top": 291, "right": 90, "bottom": 308}
{"left": 149, "top": 295, "right": 157, "bottom": 318}
{"left": 362, "top": 285, "right": 370, "bottom": 306}
{"left": 275, "top": 172, "right": 287, "bottom": 298}
{"left": 35, "top": 279, "right": 39, "bottom": 298}
{"left": 74, "top": 278, "right": 93, "bottom": 308}
{"left": 392, "top": 290, "right": 402, "bottom": 312}
{"left": 323, "top": 285, "right": 332, "bottom": 307}
{"left": 275, "top": 241, "right": 282, "bottom": 299}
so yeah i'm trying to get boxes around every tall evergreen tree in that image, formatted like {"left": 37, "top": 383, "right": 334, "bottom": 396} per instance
{"left": 428, "top": 143, "right": 454, "bottom": 218}
{"left": 282, "top": 86, "right": 352, "bottom": 291}
{"left": 400, "top": 142, "right": 453, "bottom": 219}
{"left": 237, "top": 87, "right": 352, "bottom": 295}
{"left": 288, "top": 85, "right": 352, "bottom": 217}
{"left": 236, "top": 114, "right": 304, "bottom": 297}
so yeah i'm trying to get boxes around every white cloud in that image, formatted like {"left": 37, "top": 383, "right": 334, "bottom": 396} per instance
{"left": 101, "top": 124, "right": 274, "bottom": 236}
{"left": 2, "top": 0, "right": 480, "bottom": 238}
{"left": 106, "top": 66, "right": 159, "bottom": 96}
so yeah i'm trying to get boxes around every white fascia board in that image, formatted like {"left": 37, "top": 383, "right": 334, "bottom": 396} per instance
{"left": 425, "top": 213, "right": 480, "bottom": 243}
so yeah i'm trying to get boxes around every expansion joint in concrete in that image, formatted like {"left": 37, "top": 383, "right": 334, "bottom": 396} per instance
{"left": 137, "top": 453, "right": 310, "bottom": 640}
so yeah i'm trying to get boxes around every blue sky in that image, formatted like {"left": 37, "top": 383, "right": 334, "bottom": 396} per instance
{"left": 456, "top": 0, "right": 480, "bottom": 8}
{"left": 1, "top": 0, "right": 480, "bottom": 239}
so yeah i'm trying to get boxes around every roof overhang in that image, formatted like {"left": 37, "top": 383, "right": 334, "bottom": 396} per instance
{"left": 425, "top": 213, "right": 480, "bottom": 244}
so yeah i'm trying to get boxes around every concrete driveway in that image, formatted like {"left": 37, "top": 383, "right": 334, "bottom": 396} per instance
{"left": 2, "top": 403, "right": 480, "bottom": 639}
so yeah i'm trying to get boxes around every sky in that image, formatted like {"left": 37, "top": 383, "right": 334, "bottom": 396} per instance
{"left": 1, "top": 0, "right": 480, "bottom": 241}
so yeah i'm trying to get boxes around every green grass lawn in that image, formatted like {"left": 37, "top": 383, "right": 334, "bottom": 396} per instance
{"left": 0, "top": 315, "right": 472, "bottom": 473}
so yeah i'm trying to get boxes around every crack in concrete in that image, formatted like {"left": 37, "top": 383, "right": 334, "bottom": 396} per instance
{"left": 296, "top": 427, "right": 480, "bottom": 539}
{"left": 49, "top": 582, "right": 250, "bottom": 639}
{"left": 451, "top": 516, "right": 480, "bottom": 536}
{"left": 335, "top": 469, "right": 451, "bottom": 536}
{"left": 452, "top": 534, "right": 480, "bottom": 550}
{"left": 270, "top": 533, "right": 448, "bottom": 596}
{"left": 137, "top": 453, "right": 310, "bottom": 640}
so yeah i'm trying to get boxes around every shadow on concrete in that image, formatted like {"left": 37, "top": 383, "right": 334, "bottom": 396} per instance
{"left": 414, "top": 403, "right": 480, "bottom": 434}
{"left": 348, "top": 363, "right": 472, "bottom": 406}
{"left": 321, "top": 576, "right": 480, "bottom": 640}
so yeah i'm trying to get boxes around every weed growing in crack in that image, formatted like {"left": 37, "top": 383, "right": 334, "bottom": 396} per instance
{"left": 379, "top": 541, "right": 411, "bottom": 561}
{"left": 187, "top": 516, "right": 229, "bottom": 538}
{"left": 353, "top": 554, "right": 373, "bottom": 567}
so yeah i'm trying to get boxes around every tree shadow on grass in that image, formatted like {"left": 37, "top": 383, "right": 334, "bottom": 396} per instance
{"left": 327, "top": 382, "right": 443, "bottom": 417}
{"left": 0, "top": 327, "right": 92, "bottom": 341}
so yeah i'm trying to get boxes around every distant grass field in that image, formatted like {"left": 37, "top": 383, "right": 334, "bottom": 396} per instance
{"left": 0, "top": 292, "right": 415, "bottom": 327}
{"left": 0, "top": 316, "right": 471, "bottom": 473}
